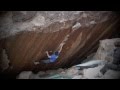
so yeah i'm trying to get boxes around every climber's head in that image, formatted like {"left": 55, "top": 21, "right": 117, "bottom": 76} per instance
{"left": 54, "top": 51, "right": 59, "bottom": 56}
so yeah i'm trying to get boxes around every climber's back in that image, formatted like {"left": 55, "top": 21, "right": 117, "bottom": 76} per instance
{"left": 49, "top": 51, "right": 60, "bottom": 62}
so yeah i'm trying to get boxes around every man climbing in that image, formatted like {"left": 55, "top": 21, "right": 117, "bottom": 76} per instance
{"left": 34, "top": 43, "right": 65, "bottom": 65}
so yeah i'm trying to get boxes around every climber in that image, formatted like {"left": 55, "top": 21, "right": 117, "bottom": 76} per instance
{"left": 34, "top": 42, "right": 65, "bottom": 65}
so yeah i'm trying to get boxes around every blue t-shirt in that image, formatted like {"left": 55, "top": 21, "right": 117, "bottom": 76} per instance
{"left": 49, "top": 53, "right": 59, "bottom": 62}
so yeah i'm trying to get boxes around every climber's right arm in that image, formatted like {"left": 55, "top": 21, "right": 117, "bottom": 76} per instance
{"left": 58, "top": 43, "right": 65, "bottom": 53}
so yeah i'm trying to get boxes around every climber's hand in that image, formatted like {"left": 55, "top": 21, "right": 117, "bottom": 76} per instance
{"left": 45, "top": 51, "right": 48, "bottom": 53}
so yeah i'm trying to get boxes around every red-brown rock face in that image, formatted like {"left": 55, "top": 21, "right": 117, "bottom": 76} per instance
{"left": 0, "top": 11, "right": 120, "bottom": 74}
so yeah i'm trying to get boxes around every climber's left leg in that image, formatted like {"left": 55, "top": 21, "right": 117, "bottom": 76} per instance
{"left": 41, "top": 59, "right": 51, "bottom": 63}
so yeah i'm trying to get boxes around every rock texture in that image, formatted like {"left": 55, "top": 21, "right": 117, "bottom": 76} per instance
{"left": 17, "top": 38, "right": 120, "bottom": 79}
{"left": 0, "top": 11, "right": 120, "bottom": 74}
{"left": 93, "top": 38, "right": 120, "bottom": 61}
{"left": 0, "top": 49, "right": 10, "bottom": 72}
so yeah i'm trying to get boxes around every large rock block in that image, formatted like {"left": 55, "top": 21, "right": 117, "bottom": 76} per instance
{"left": 0, "top": 11, "right": 120, "bottom": 73}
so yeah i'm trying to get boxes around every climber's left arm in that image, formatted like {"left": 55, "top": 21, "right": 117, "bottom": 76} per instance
{"left": 46, "top": 51, "right": 51, "bottom": 58}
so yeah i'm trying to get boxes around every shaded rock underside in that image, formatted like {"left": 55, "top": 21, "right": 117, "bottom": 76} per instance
{"left": 0, "top": 11, "right": 120, "bottom": 75}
